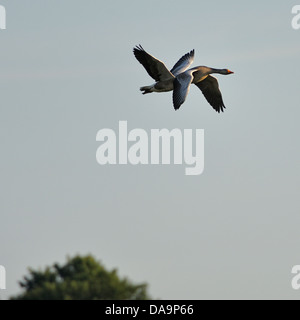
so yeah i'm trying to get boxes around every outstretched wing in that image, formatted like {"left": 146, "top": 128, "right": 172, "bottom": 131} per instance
{"left": 172, "top": 71, "right": 194, "bottom": 110}
{"left": 170, "top": 49, "right": 195, "bottom": 76}
{"left": 133, "top": 45, "right": 174, "bottom": 82}
{"left": 195, "top": 75, "right": 226, "bottom": 113}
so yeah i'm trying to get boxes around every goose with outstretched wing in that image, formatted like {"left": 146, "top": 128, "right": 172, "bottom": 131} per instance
{"left": 133, "top": 45, "right": 234, "bottom": 113}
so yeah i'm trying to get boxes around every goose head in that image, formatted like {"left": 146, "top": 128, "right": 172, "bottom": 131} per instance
{"left": 208, "top": 68, "right": 234, "bottom": 75}
{"left": 223, "top": 69, "right": 234, "bottom": 75}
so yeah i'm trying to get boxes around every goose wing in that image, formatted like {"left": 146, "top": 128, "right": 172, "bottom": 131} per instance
{"left": 173, "top": 71, "right": 194, "bottom": 110}
{"left": 195, "top": 75, "right": 226, "bottom": 113}
{"left": 133, "top": 45, "right": 174, "bottom": 82}
{"left": 170, "top": 49, "right": 195, "bottom": 76}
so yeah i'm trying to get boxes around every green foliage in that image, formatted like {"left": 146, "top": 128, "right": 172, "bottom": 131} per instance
{"left": 11, "top": 255, "right": 151, "bottom": 300}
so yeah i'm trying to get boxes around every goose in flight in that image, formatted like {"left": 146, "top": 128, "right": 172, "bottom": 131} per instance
{"left": 133, "top": 45, "right": 234, "bottom": 113}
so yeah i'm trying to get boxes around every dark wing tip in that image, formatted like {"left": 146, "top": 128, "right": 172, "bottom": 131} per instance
{"left": 172, "top": 78, "right": 183, "bottom": 110}
{"left": 195, "top": 76, "right": 227, "bottom": 113}
{"left": 133, "top": 45, "right": 163, "bottom": 82}
{"left": 212, "top": 101, "right": 226, "bottom": 113}
{"left": 133, "top": 45, "right": 148, "bottom": 66}
{"left": 214, "top": 103, "right": 226, "bottom": 113}
{"left": 133, "top": 44, "right": 144, "bottom": 56}
{"left": 173, "top": 102, "right": 181, "bottom": 111}
{"left": 133, "top": 44, "right": 145, "bottom": 52}
{"left": 220, "top": 104, "right": 226, "bottom": 113}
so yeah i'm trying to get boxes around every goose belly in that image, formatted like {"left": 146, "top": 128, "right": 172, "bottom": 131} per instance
{"left": 154, "top": 79, "right": 174, "bottom": 92}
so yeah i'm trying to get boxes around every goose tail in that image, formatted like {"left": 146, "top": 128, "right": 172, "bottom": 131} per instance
{"left": 140, "top": 85, "right": 154, "bottom": 95}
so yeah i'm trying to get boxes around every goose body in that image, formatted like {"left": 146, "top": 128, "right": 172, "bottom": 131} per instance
{"left": 133, "top": 45, "right": 234, "bottom": 113}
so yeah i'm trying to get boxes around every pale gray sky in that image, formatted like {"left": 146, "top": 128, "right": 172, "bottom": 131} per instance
{"left": 0, "top": 0, "right": 300, "bottom": 299}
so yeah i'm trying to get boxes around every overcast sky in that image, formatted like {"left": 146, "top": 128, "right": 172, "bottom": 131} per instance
{"left": 1, "top": 0, "right": 300, "bottom": 299}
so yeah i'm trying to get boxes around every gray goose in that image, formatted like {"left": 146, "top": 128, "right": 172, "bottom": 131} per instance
{"left": 133, "top": 45, "right": 234, "bottom": 113}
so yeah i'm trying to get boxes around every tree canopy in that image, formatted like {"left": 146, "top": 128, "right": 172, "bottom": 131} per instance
{"left": 11, "top": 255, "right": 151, "bottom": 300}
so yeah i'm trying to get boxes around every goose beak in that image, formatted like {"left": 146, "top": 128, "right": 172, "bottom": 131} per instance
{"left": 227, "top": 70, "right": 234, "bottom": 74}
